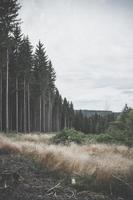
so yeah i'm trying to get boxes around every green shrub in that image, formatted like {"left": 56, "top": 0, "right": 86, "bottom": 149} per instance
{"left": 95, "top": 134, "right": 114, "bottom": 143}
{"left": 52, "top": 128, "right": 85, "bottom": 144}
{"left": 101, "top": 107, "right": 133, "bottom": 146}
{"left": 90, "top": 131, "right": 133, "bottom": 146}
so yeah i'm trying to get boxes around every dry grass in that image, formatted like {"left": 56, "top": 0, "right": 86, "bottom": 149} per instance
{"left": 82, "top": 143, "right": 133, "bottom": 159}
{"left": 0, "top": 133, "right": 133, "bottom": 193}
{"left": 14, "top": 133, "right": 55, "bottom": 144}
{"left": 3, "top": 133, "right": 55, "bottom": 144}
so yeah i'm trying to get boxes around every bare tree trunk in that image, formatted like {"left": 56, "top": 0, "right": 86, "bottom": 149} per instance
{"left": 43, "top": 93, "right": 46, "bottom": 133}
{"left": 39, "top": 95, "right": 42, "bottom": 132}
{"left": 64, "top": 115, "right": 67, "bottom": 128}
{"left": 59, "top": 112, "right": 61, "bottom": 131}
{"left": 0, "top": 71, "right": 2, "bottom": 132}
{"left": 50, "top": 97, "right": 53, "bottom": 132}
{"left": 16, "top": 77, "right": 18, "bottom": 133}
{"left": 20, "top": 102, "right": 23, "bottom": 132}
{"left": 56, "top": 109, "right": 60, "bottom": 132}
{"left": 23, "top": 76, "right": 26, "bottom": 133}
{"left": 6, "top": 48, "right": 9, "bottom": 133}
{"left": 48, "top": 93, "right": 51, "bottom": 132}
{"left": 27, "top": 82, "right": 30, "bottom": 133}
{"left": 10, "top": 105, "right": 12, "bottom": 131}
{"left": 34, "top": 109, "right": 36, "bottom": 131}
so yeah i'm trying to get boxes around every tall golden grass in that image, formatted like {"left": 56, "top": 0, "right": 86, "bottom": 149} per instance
{"left": 7, "top": 133, "right": 55, "bottom": 144}
{"left": 0, "top": 134, "right": 133, "bottom": 185}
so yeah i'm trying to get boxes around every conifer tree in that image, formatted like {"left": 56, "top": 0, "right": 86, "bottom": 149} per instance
{"left": 0, "top": 31, "right": 5, "bottom": 131}
{"left": 34, "top": 41, "right": 48, "bottom": 132}
{"left": 18, "top": 36, "right": 33, "bottom": 132}
{"left": 62, "top": 98, "right": 69, "bottom": 128}
{"left": 9, "top": 25, "right": 22, "bottom": 132}
{"left": 0, "top": 0, "right": 21, "bottom": 132}
{"left": 69, "top": 102, "right": 74, "bottom": 128}
{"left": 47, "top": 60, "right": 56, "bottom": 131}
{"left": 53, "top": 89, "right": 62, "bottom": 131}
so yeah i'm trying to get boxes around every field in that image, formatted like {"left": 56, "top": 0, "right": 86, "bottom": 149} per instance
{"left": 0, "top": 132, "right": 133, "bottom": 200}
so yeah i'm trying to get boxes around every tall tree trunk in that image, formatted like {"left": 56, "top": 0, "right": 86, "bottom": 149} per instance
{"left": 48, "top": 93, "right": 51, "bottom": 132}
{"left": 16, "top": 77, "right": 18, "bottom": 133}
{"left": 0, "top": 71, "right": 2, "bottom": 132}
{"left": 56, "top": 109, "right": 60, "bottom": 132}
{"left": 39, "top": 95, "right": 42, "bottom": 132}
{"left": 20, "top": 102, "right": 23, "bottom": 132}
{"left": 27, "top": 82, "right": 30, "bottom": 133}
{"left": 6, "top": 48, "right": 9, "bottom": 133}
{"left": 23, "top": 76, "right": 26, "bottom": 133}
{"left": 64, "top": 115, "right": 67, "bottom": 128}
{"left": 10, "top": 103, "right": 12, "bottom": 131}
{"left": 43, "top": 93, "right": 45, "bottom": 133}
{"left": 34, "top": 109, "right": 36, "bottom": 131}
{"left": 50, "top": 97, "right": 53, "bottom": 132}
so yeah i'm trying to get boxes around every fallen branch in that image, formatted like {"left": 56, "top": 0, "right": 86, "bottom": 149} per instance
{"left": 47, "top": 182, "right": 61, "bottom": 193}
{"left": 113, "top": 175, "right": 133, "bottom": 191}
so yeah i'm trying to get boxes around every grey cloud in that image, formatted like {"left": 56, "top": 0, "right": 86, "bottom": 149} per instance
{"left": 123, "top": 90, "right": 133, "bottom": 95}
{"left": 19, "top": 0, "right": 133, "bottom": 111}
{"left": 93, "top": 76, "right": 133, "bottom": 90}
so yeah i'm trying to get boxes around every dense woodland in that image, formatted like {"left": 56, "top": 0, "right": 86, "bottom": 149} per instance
{"left": 74, "top": 111, "right": 116, "bottom": 134}
{"left": 0, "top": 0, "right": 115, "bottom": 134}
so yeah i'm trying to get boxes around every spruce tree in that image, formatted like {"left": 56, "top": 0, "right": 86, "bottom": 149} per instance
{"left": 0, "top": 0, "right": 21, "bottom": 133}
{"left": 34, "top": 41, "right": 48, "bottom": 132}
{"left": 69, "top": 102, "right": 74, "bottom": 128}
{"left": 8, "top": 25, "right": 22, "bottom": 132}
{"left": 18, "top": 36, "right": 33, "bottom": 132}
{"left": 0, "top": 0, "right": 79, "bottom": 134}
{"left": 47, "top": 60, "right": 56, "bottom": 131}
{"left": 62, "top": 98, "right": 69, "bottom": 128}
{"left": 53, "top": 89, "right": 62, "bottom": 131}
{"left": 13, "top": 26, "right": 22, "bottom": 133}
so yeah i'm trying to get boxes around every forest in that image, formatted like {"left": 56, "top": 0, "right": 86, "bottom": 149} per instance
{"left": 0, "top": 1, "right": 133, "bottom": 200}
{"left": 0, "top": 0, "right": 115, "bottom": 134}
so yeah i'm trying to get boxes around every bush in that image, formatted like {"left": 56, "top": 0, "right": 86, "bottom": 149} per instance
{"left": 86, "top": 107, "right": 133, "bottom": 146}
{"left": 52, "top": 128, "right": 85, "bottom": 144}
{"left": 95, "top": 134, "right": 114, "bottom": 143}
{"left": 110, "top": 107, "right": 133, "bottom": 134}
{"left": 93, "top": 132, "right": 133, "bottom": 146}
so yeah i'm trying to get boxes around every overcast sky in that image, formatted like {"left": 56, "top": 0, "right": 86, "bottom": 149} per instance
{"left": 19, "top": 0, "right": 133, "bottom": 112}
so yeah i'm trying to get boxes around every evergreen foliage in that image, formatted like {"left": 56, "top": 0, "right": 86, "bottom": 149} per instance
{"left": 52, "top": 128, "right": 85, "bottom": 144}
{"left": 74, "top": 110, "right": 116, "bottom": 134}
{"left": 0, "top": 0, "right": 119, "bottom": 133}
{"left": 0, "top": 0, "right": 74, "bottom": 133}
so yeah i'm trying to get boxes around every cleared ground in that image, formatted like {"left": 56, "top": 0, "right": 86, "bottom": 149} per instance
{"left": 0, "top": 133, "right": 133, "bottom": 199}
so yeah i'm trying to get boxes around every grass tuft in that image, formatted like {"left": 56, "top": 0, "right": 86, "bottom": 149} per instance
{"left": 0, "top": 133, "right": 133, "bottom": 197}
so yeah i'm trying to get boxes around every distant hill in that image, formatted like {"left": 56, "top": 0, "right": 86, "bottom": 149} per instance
{"left": 76, "top": 110, "right": 120, "bottom": 117}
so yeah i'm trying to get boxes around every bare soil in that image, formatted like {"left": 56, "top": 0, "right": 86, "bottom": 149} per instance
{"left": 0, "top": 150, "right": 126, "bottom": 200}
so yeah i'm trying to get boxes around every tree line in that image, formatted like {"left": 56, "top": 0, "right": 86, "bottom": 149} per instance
{"left": 74, "top": 111, "right": 116, "bottom": 134}
{"left": 0, "top": 0, "right": 75, "bottom": 133}
{"left": 0, "top": 0, "right": 115, "bottom": 134}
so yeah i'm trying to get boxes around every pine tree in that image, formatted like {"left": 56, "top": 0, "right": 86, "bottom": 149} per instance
{"left": 9, "top": 25, "right": 22, "bottom": 132}
{"left": 47, "top": 60, "right": 56, "bottom": 132}
{"left": 62, "top": 98, "right": 69, "bottom": 128}
{"left": 34, "top": 41, "right": 48, "bottom": 132}
{"left": 0, "top": 35, "right": 4, "bottom": 131}
{"left": 53, "top": 89, "right": 62, "bottom": 131}
{"left": 0, "top": 0, "right": 21, "bottom": 133}
{"left": 18, "top": 36, "right": 33, "bottom": 132}
{"left": 68, "top": 102, "right": 74, "bottom": 128}
{"left": 0, "top": 0, "right": 79, "bottom": 134}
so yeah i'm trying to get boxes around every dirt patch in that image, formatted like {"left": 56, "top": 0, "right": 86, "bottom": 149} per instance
{"left": 0, "top": 152, "right": 126, "bottom": 200}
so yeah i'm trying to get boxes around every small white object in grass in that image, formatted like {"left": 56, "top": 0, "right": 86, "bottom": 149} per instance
{"left": 4, "top": 182, "right": 7, "bottom": 188}
{"left": 71, "top": 178, "right": 76, "bottom": 185}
